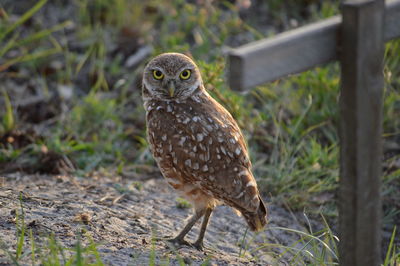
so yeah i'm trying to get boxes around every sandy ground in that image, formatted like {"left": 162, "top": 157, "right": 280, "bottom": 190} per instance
{"left": 0, "top": 173, "right": 318, "bottom": 265}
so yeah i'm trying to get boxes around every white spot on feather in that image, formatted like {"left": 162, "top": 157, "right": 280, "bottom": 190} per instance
{"left": 166, "top": 177, "right": 180, "bottom": 185}
{"left": 220, "top": 146, "right": 226, "bottom": 155}
{"left": 182, "top": 117, "right": 190, "bottom": 124}
{"left": 199, "top": 143, "right": 206, "bottom": 151}
{"left": 238, "top": 170, "right": 247, "bottom": 177}
{"left": 246, "top": 181, "right": 257, "bottom": 188}
{"left": 178, "top": 136, "right": 187, "bottom": 146}
{"left": 196, "top": 133, "right": 204, "bottom": 142}
{"left": 235, "top": 147, "right": 241, "bottom": 155}
{"left": 235, "top": 191, "right": 244, "bottom": 199}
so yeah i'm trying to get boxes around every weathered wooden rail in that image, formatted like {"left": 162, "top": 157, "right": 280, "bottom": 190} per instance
{"left": 228, "top": 0, "right": 400, "bottom": 265}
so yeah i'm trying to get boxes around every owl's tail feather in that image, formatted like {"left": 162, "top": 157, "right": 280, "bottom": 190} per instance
{"left": 243, "top": 197, "right": 267, "bottom": 232}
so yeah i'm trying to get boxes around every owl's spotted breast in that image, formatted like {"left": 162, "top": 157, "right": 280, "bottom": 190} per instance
{"left": 145, "top": 89, "right": 260, "bottom": 213}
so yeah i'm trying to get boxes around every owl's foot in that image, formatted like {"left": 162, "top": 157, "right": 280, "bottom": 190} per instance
{"left": 192, "top": 240, "right": 204, "bottom": 251}
{"left": 165, "top": 237, "right": 193, "bottom": 249}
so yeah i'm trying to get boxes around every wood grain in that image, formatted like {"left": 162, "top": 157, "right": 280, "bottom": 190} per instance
{"left": 339, "top": 1, "right": 384, "bottom": 265}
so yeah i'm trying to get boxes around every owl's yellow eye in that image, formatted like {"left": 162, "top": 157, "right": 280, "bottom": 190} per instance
{"left": 153, "top": 70, "right": 164, "bottom": 80}
{"left": 179, "top": 69, "right": 191, "bottom": 80}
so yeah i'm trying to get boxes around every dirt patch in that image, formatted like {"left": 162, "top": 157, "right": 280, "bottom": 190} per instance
{"left": 0, "top": 173, "right": 319, "bottom": 265}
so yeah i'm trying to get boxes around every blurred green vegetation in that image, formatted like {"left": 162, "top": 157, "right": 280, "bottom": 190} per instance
{"left": 0, "top": 0, "right": 399, "bottom": 221}
{"left": 0, "top": 0, "right": 399, "bottom": 264}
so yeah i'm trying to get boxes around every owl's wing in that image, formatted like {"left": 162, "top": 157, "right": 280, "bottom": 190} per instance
{"left": 196, "top": 95, "right": 261, "bottom": 213}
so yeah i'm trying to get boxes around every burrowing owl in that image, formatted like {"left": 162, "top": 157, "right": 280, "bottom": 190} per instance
{"left": 142, "top": 53, "right": 267, "bottom": 250}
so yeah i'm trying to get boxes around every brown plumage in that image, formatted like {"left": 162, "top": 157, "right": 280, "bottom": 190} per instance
{"left": 142, "top": 53, "right": 267, "bottom": 250}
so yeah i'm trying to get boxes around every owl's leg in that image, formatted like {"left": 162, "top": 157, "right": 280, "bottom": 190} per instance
{"left": 193, "top": 207, "right": 213, "bottom": 251}
{"left": 168, "top": 208, "right": 206, "bottom": 247}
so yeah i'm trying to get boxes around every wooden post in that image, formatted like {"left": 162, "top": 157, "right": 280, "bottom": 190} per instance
{"left": 228, "top": 0, "right": 400, "bottom": 90}
{"left": 339, "top": 0, "right": 384, "bottom": 265}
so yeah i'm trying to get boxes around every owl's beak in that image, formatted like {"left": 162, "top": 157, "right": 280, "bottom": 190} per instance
{"left": 168, "top": 81, "right": 175, "bottom": 97}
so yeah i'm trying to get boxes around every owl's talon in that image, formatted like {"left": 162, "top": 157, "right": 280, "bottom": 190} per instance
{"left": 166, "top": 237, "right": 192, "bottom": 248}
{"left": 192, "top": 241, "right": 204, "bottom": 251}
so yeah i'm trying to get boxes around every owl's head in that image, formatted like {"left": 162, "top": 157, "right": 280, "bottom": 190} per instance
{"left": 142, "top": 53, "right": 203, "bottom": 101}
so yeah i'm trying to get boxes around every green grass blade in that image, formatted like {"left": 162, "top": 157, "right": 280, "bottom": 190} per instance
{"left": 16, "top": 218, "right": 25, "bottom": 260}
{"left": 0, "top": 32, "right": 19, "bottom": 58}
{"left": 0, "top": 0, "right": 48, "bottom": 41}
{"left": 0, "top": 47, "right": 60, "bottom": 72}
{"left": 383, "top": 226, "right": 397, "bottom": 266}
{"left": 16, "top": 192, "right": 26, "bottom": 260}
{"left": 238, "top": 227, "right": 249, "bottom": 258}
{"left": 268, "top": 226, "right": 339, "bottom": 260}
{"left": 14, "top": 20, "right": 72, "bottom": 47}
{"left": 75, "top": 236, "right": 83, "bottom": 266}
{"left": 291, "top": 94, "right": 313, "bottom": 138}
{"left": 149, "top": 232, "right": 156, "bottom": 266}
{"left": 90, "top": 244, "right": 104, "bottom": 266}
{"left": 1, "top": 88, "right": 15, "bottom": 133}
